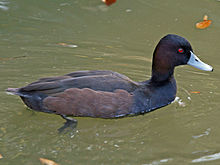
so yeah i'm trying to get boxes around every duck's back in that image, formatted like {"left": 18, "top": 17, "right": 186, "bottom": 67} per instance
{"left": 19, "top": 70, "right": 138, "bottom": 93}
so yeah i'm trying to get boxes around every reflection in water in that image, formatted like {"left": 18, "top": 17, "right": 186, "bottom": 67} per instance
{"left": 192, "top": 152, "right": 220, "bottom": 163}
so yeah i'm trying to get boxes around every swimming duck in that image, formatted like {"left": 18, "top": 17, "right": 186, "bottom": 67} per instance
{"left": 7, "top": 34, "right": 213, "bottom": 131}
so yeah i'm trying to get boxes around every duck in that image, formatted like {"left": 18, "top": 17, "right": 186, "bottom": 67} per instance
{"left": 7, "top": 34, "right": 213, "bottom": 131}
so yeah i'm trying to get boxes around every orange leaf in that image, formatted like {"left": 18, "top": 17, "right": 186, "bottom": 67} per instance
{"left": 196, "top": 15, "right": 212, "bottom": 29}
{"left": 39, "top": 158, "right": 59, "bottom": 165}
{"left": 0, "top": 154, "right": 3, "bottom": 159}
{"left": 196, "top": 20, "right": 212, "bottom": 29}
{"left": 190, "top": 91, "right": 201, "bottom": 94}
{"left": 102, "top": 0, "right": 116, "bottom": 6}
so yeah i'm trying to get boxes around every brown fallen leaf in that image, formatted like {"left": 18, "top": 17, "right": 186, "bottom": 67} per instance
{"left": 190, "top": 91, "right": 201, "bottom": 94}
{"left": 39, "top": 158, "right": 59, "bottom": 165}
{"left": 196, "top": 15, "right": 212, "bottom": 29}
{"left": 102, "top": 0, "right": 117, "bottom": 6}
{"left": 0, "top": 56, "right": 26, "bottom": 61}
{"left": 0, "top": 154, "right": 3, "bottom": 159}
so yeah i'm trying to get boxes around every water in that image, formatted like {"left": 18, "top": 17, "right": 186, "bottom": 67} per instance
{"left": 0, "top": 0, "right": 220, "bottom": 164}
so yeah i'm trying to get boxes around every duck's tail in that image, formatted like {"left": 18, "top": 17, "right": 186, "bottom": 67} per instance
{"left": 6, "top": 88, "right": 30, "bottom": 97}
{"left": 6, "top": 88, "right": 52, "bottom": 113}
{"left": 6, "top": 88, "right": 20, "bottom": 95}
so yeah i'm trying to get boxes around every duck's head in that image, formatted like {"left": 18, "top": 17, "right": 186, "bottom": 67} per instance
{"left": 151, "top": 34, "right": 213, "bottom": 82}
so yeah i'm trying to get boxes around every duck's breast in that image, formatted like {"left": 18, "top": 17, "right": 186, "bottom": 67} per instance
{"left": 131, "top": 78, "right": 177, "bottom": 114}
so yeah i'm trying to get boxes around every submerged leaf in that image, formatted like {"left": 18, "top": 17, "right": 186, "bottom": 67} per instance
{"left": 196, "top": 15, "right": 212, "bottom": 29}
{"left": 39, "top": 158, "right": 59, "bottom": 165}
{"left": 102, "top": 0, "right": 116, "bottom": 6}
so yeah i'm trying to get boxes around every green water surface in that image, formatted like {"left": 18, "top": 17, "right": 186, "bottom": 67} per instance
{"left": 0, "top": 0, "right": 220, "bottom": 164}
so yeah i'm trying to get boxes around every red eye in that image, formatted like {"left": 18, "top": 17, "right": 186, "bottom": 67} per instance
{"left": 178, "top": 48, "right": 184, "bottom": 53}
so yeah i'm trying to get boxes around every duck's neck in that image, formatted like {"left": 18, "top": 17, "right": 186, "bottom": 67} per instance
{"left": 150, "top": 43, "right": 176, "bottom": 83}
{"left": 150, "top": 68, "right": 174, "bottom": 83}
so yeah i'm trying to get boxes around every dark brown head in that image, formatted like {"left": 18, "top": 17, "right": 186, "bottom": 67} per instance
{"left": 151, "top": 34, "right": 213, "bottom": 82}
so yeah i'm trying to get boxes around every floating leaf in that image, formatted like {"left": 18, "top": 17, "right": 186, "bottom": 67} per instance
{"left": 39, "top": 158, "right": 59, "bottom": 165}
{"left": 190, "top": 91, "right": 201, "bottom": 94}
{"left": 57, "top": 43, "right": 68, "bottom": 46}
{"left": 196, "top": 20, "right": 211, "bottom": 29}
{"left": 102, "top": 0, "right": 116, "bottom": 6}
{"left": 196, "top": 15, "right": 212, "bottom": 29}
{"left": 0, "top": 154, "right": 3, "bottom": 159}
{"left": 203, "top": 15, "right": 208, "bottom": 21}
{"left": 57, "top": 43, "right": 78, "bottom": 48}
{"left": 0, "top": 127, "right": 6, "bottom": 133}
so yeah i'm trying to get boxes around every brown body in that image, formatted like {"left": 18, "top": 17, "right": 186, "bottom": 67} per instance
{"left": 44, "top": 88, "right": 133, "bottom": 118}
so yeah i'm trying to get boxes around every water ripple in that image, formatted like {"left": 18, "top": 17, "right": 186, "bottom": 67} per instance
{"left": 143, "top": 158, "right": 173, "bottom": 165}
{"left": 192, "top": 152, "right": 220, "bottom": 163}
{"left": 0, "top": 1, "right": 9, "bottom": 11}
{"left": 192, "top": 128, "right": 211, "bottom": 139}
